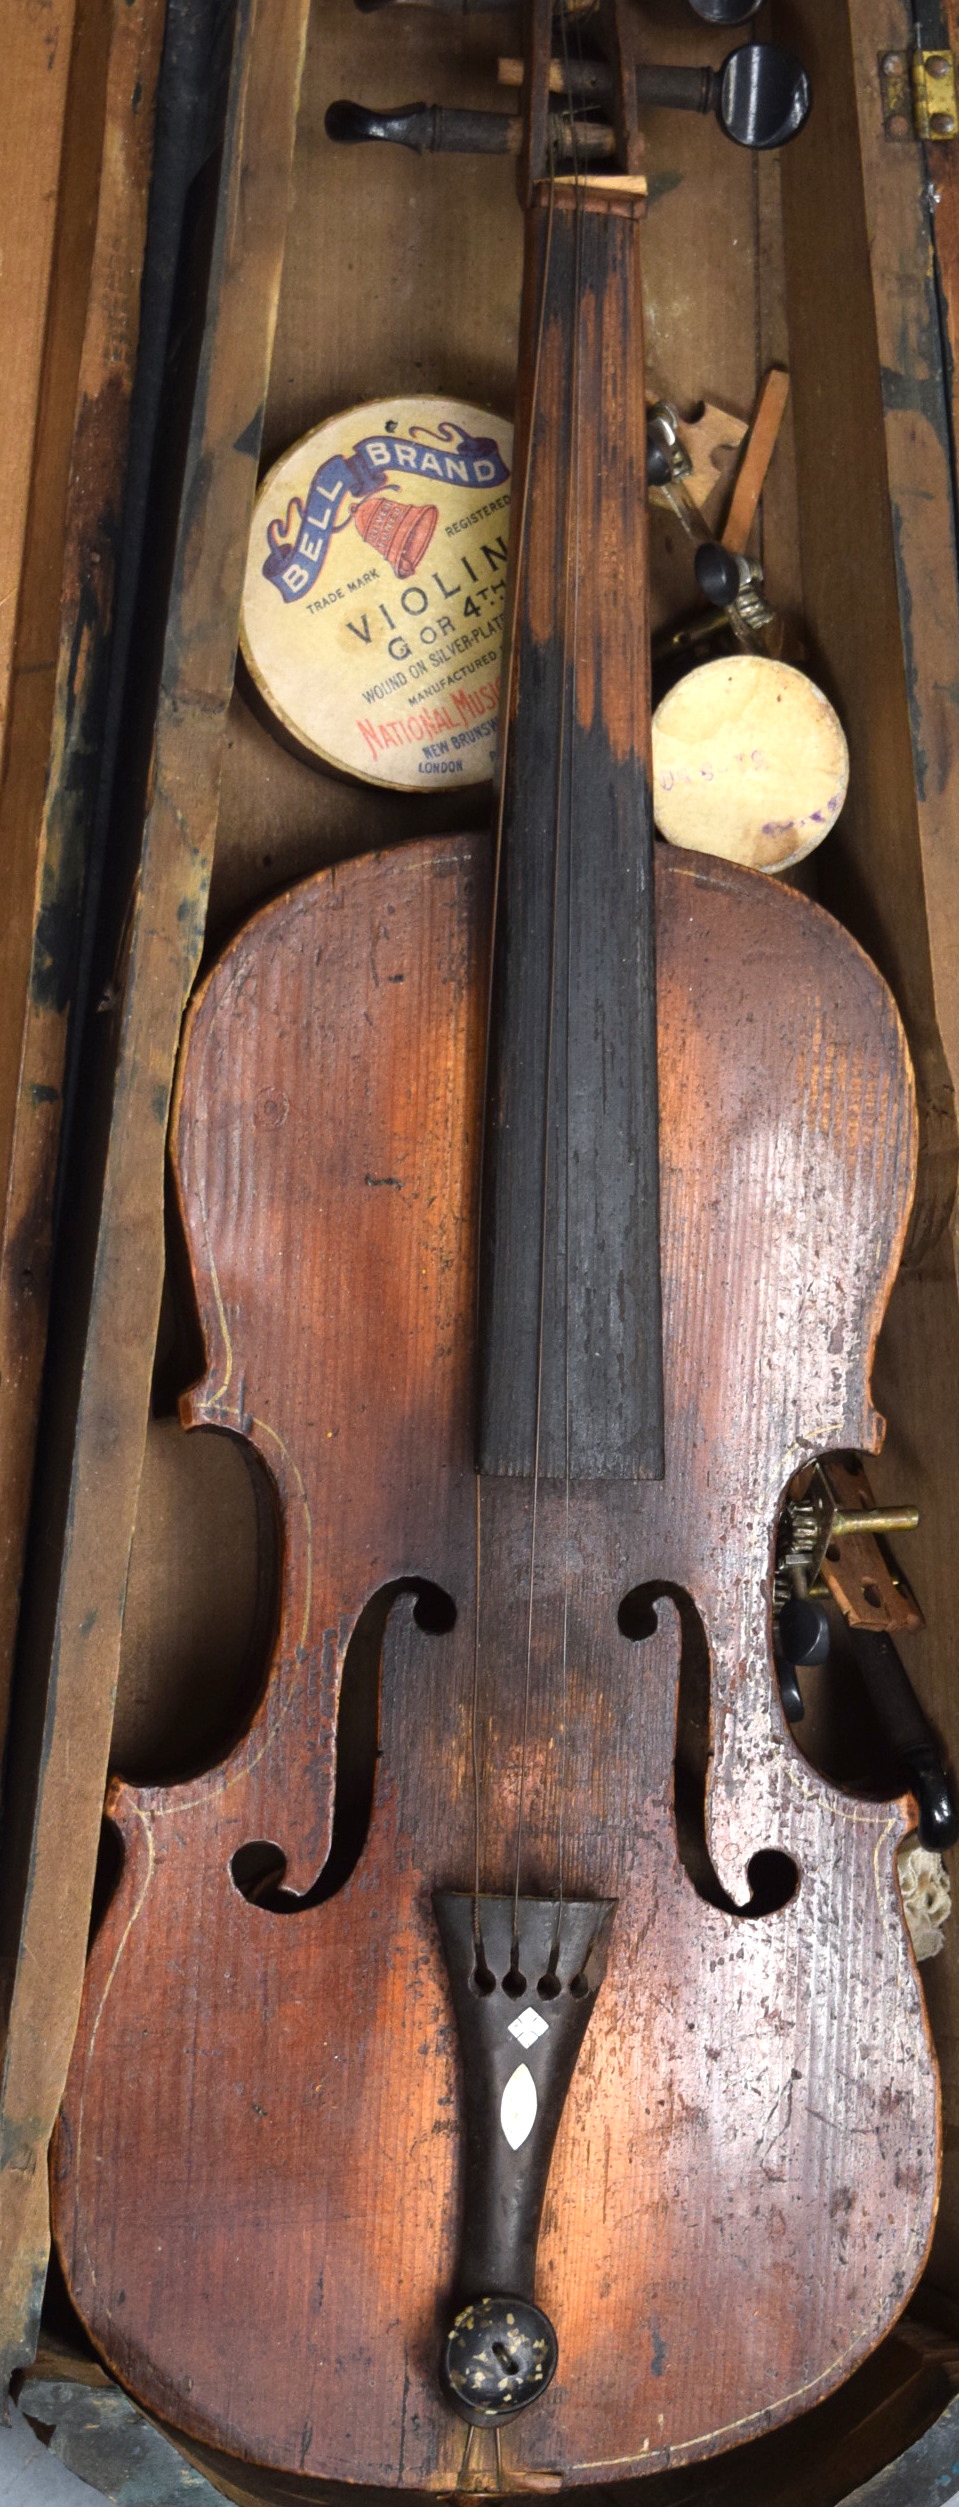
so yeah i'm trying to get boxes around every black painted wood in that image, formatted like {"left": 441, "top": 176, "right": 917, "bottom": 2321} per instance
{"left": 479, "top": 188, "right": 663, "bottom": 1481}
{"left": 434, "top": 1894, "right": 615, "bottom": 2309}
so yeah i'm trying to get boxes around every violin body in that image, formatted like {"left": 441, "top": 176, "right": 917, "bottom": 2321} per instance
{"left": 53, "top": 832, "right": 936, "bottom": 2488}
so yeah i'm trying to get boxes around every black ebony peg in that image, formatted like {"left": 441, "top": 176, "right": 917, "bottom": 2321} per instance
{"left": 354, "top": 0, "right": 517, "bottom": 10}
{"left": 325, "top": 99, "right": 518, "bottom": 153}
{"left": 779, "top": 1594, "right": 831, "bottom": 1668}
{"left": 775, "top": 1595, "right": 829, "bottom": 1723}
{"left": 777, "top": 1599, "right": 959, "bottom": 1852}
{"left": 688, "top": 0, "right": 763, "bottom": 21}
{"left": 635, "top": 47, "right": 810, "bottom": 151}
{"left": 847, "top": 1627, "right": 959, "bottom": 1853}
{"left": 694, "top": 542, "right": 745, "bottom": 608}
{"left": 774, "top": 1652, "right": 805, "bottom": 1724}
{"left": 327, "top": 45, "right": 811, "bottom": 165}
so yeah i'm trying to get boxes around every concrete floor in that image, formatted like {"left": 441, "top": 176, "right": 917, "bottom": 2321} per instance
{"left": 0, "top": 2402, "right": 97, "bottom": 2503}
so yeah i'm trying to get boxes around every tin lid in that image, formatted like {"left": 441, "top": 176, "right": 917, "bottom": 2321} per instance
{"left": 652, "top": 655, "right": 849, "bottom": 872}
{"left": 240, "top": 395, "right": 514, "bottom": 791}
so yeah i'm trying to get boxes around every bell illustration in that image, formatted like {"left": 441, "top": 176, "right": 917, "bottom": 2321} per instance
{"left": 352, "top": 493, "right": 439, "bottom": 579}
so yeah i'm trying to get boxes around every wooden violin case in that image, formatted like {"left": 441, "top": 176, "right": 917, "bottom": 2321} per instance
{"left": 5, "top": 0, "right": 959, "bottom": 2501}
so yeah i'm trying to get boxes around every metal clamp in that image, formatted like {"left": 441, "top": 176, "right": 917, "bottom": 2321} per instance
{"left": 775, "top": 1452, "right": 921, "bottom": 1630}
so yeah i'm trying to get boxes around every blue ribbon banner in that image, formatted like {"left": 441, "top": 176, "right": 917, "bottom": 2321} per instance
{"left": 263, "top": 425, "right": 510, "bottom": 604}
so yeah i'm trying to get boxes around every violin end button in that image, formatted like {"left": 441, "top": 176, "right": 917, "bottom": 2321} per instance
{"left": 442, "top": 2296, "right": 558, "bottom": 2425}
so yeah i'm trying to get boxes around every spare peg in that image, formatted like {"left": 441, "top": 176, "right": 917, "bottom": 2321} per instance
{"left": 652, "top": 655, "right": 848, "bottom": 872}
{"left": 325, "top": 98, "right": 522, "bottom": 152}
{"left": 779, "top": 1596, "right": 831, "bottom": 1669}
{"left": 636, "top": 47, "right": 810, "bottom": 149}
{"left": 694, "top": 542, "right": 746, "bottom": 608}
{"left": 847, "top": 1628, "right": 959, "bottom": 1853}
{"left": 688, "top": 0, "right": 763, "bottom": 18}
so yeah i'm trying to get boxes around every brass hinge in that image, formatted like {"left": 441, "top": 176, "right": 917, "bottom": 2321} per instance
{"left": 880, "top": 45, "right": 958, "bottom": 141}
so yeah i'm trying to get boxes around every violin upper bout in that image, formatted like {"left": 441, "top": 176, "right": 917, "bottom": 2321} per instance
{"left": 654, "top": 844, "right": 917, "bottom": 1467}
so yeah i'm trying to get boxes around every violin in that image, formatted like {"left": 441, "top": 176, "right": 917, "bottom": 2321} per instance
{"left": 53, "top": 3, "right": 940, "bottom": 2490}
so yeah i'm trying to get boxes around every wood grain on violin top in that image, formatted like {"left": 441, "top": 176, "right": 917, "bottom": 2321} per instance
{"left": 52, "top": 833, "right": 937, "bottom": 2490}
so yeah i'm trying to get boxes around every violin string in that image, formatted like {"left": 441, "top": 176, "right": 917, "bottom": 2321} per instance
{"left": 513, "top": 14, "right": 588, "bottom": 1963}
{"left": 471, "top": 1475, "right": 482, "bottom": 1951}
{"left": 511, "top": 127, "right": 562, "bottom": 1968}
{"left": 554, "top": 0, "right": 588, "bottom": 1965}
{"left": 470, "top": 153, "right": 558, "bottom": 1963}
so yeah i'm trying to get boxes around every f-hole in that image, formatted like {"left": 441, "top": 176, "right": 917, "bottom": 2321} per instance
{"left": 618, "top": 1581, "right": 797, "bottom": 1918}
{"left": 230, "top": 1578, "right": 456, "bottom": 1912}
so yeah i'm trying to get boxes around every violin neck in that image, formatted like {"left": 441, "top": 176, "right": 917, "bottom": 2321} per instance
{"left": 479, "top": 180, "right": 664, "bottom": 1483}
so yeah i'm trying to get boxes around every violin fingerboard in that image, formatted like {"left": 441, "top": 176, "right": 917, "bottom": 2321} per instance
{"left": 479, "top": 185, "right": 663, "bottom": 1483}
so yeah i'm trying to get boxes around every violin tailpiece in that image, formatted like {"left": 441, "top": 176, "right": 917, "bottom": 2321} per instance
{"left": 434, "top": 1892, "right": 616, "bottom": 2423}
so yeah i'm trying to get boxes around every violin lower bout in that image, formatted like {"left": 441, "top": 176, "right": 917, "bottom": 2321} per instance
{"left": 53, "top": 832, "right": 937, "bottom": 2488}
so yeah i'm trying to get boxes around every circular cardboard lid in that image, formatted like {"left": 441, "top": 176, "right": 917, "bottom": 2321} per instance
{"left": 240, "top": 395, "right": 514, "bottom": 791}
{"left": 652, "top": 654, "right": 849, "bottom": 872}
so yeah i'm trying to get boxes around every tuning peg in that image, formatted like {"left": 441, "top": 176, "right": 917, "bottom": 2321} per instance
{"left": 636, "top": 46, "right": 810, "bottom": 150}
{"left": 688, "top": 0, "right": 763, "bottom": 22}
{"left": 776, "top": 1596, "right": 959, "bottom": 1853}
{"left": 355, "top": 0, "right": 517, "bottom": 12}
{"left": 326, "top": 97, "right": 619, "bottom": 158}
{"left": 326, "top": 98, "right": 519, "bottom": 152}
{"left": 847, "top": 1627, "right": 959, "bottom": 1853}
{"left": 327, "top": 43, "right": 810, "bottom": 164}
{"left": 497, "top": 43, "right": 809, "bottom": 152}
{"left": 693, "top": 543, "right": 745, "bottom": 608}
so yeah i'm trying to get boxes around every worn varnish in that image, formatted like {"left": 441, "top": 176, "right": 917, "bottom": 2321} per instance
{"left": 54, "top": 831, "right": 936, "bottom": 2485}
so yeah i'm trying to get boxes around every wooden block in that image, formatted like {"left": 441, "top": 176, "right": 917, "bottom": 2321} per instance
{"left": 721, "top": 367, "right": 791, "bottom": 554}
{"left": 0, "top": 0, "right": 165, "bottom": 1773}
{"left": 0, "top": 0, "right": 313, "bottom": 2397}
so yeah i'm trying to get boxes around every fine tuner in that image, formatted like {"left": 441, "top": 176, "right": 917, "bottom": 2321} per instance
{"left": 327, "top": 42, "right": 811, "bottom": 158}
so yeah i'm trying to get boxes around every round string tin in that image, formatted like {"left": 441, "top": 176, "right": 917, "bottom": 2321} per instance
{"left": 240, "top": 396, "right": 513, "bottom": 791}
{"left": 652, "top": 655, "right": 848, "bottom": 872}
